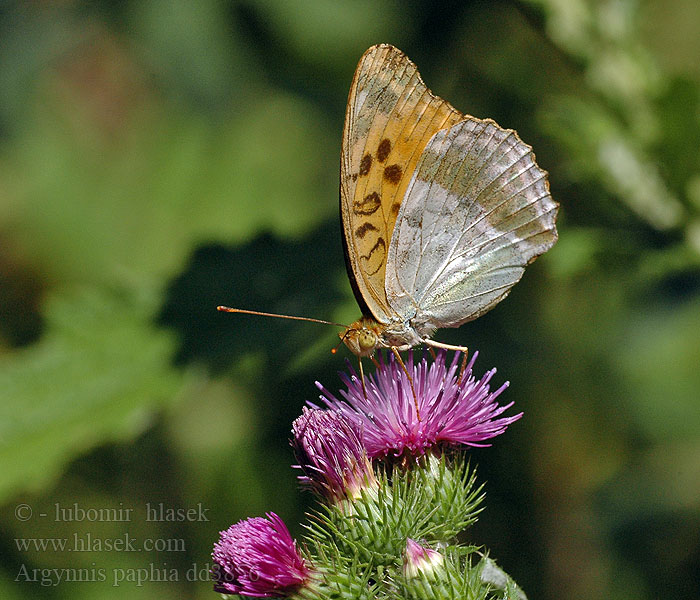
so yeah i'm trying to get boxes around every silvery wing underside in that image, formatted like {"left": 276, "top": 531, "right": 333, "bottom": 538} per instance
{"left": 384, "top": 117, "right": 558, "bottom": 337}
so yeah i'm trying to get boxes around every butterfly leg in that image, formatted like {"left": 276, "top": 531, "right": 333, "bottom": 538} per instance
{"left": 358, "top": 357, "right": 368, "bottom": 400}
{"left": 390, "top": 346, "right": 421, "bottom": 421}
{"left": 422, "top": 338, "right": 469, "bottom": 354}
{"left": 422, "top": 338, "right": 470, "bottom": 382}
{"left": 457, "top": 351, "right": 469, "bottom": 385}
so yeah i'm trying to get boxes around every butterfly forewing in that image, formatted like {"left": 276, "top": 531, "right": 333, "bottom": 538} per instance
{"left": 341, "top": 44, "right": 464, "bottom": 323}
{"left": 385, "top": 118, "right": 558, "bottom": 331}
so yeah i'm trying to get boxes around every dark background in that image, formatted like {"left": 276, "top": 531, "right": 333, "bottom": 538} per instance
{"left": 1, "top": 1, "right": 699, "bottom": 599}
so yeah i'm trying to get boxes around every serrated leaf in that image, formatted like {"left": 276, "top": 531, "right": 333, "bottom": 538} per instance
{"left": 0, "top": 287, "right": 182, "bottom": 502}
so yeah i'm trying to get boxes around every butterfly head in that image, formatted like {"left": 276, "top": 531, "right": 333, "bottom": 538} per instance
{"left": 340, "top": 317, "right": 383, "bottom": 357}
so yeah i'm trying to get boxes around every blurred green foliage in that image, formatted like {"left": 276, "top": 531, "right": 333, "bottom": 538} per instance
{"left": 0, "top": 1, "right": 698, "bottom": 599}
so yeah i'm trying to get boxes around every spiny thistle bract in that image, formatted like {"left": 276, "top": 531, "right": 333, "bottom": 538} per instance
{"left": 211, "top": 350, "right": 526, "bottom": 599}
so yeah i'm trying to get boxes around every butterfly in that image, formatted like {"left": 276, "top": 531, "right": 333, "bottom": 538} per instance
{"left": 220, "top": 44, "right": 558, "bottom": 359}
{"left": 337, "top": 44, "right": 558, "bottom": 357}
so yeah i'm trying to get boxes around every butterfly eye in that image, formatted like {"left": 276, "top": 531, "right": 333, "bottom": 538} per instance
{"left": 358, "top": 329, "right": 378, "bottom": 351}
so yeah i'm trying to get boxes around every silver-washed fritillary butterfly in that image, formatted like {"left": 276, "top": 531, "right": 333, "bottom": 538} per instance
{"left": 220, "top": 44, "right": 558, "bottom": 359}
{"left": 337, "top": 44, "right": 558, "bottom": 356}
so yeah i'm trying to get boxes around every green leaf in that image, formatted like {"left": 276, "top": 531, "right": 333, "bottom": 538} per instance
{"left": 0, "top": 286, "right": 181, "bottom": 502}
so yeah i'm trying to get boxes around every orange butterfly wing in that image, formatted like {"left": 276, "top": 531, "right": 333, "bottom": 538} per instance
{"left": 340, "top": 44, "right": 465, "bottom": 323}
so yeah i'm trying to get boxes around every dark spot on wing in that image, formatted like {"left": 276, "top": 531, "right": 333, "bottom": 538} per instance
{"left": 360, "top": 237, "right": 386, "bottom": 275}
{"left": 376, "top": 139, "right": 392, "bottom": 162}
{"left": 355, "top": 222, "right": 379, "bottom": 238}
{"left": 351, "top": 173, "right": 357, "bottom": 182}
{"left": 359, "top": 153, "right": 372, "bottom": 176}
{"left": 353, "top": 191, "right": 381, "bottom": 215}
{"left": 406, "top": 211, "right": 423, "bottom": 228}
{"left": 383, "top": 164, "right": 402, "bottom": 184}
{"left": 391, "top": 202, "right": 401, "bottom": 217}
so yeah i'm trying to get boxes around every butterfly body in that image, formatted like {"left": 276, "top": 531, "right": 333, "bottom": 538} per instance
{"left": 339, "top": 45, "right": 558, "bottom": 357}
{"left": 343, "top": 315, "right": 426, "bottom": 357}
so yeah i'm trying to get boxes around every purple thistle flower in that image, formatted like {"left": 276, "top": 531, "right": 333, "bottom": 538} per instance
{"left": 403, "top": 538, "right": 444, "bottom": 579}
{"left": 211, "top": 512, "right": 311, "bottom": 597}
{"left": 291, "top": 407, "right": 377, "bottom": 502}
{"left": 316, "top": 350, "right": 521, "bottom": 458}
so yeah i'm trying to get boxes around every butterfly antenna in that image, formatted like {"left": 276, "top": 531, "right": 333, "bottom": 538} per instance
{"left": 217, "top": 306, "right": 347, "bottom": 328}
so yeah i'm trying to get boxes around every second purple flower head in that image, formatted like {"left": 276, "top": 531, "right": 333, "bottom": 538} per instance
{"left": 291, "top": 407, "right": 377, "bottom": 502}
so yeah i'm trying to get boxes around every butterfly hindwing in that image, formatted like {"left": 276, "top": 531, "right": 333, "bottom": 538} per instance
{"left": 340, "top": 44, "right": 464, "bottom": 323}
{"left": 385, "top": 118, "right": 558, "bottom": 331}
